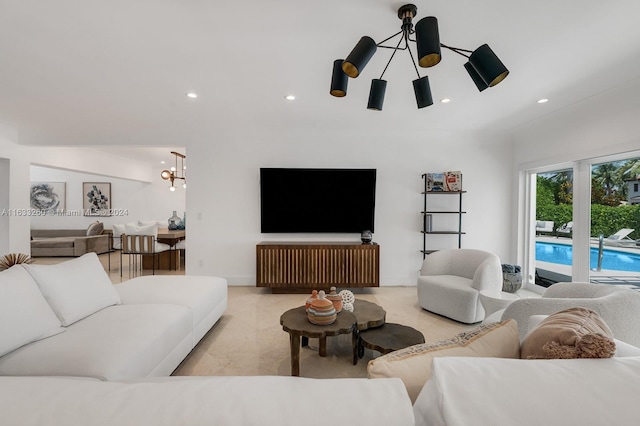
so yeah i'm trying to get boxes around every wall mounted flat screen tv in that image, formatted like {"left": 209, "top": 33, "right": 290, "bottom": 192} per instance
{"left": 260, "top": 168, "right": 376, "bottom": 233}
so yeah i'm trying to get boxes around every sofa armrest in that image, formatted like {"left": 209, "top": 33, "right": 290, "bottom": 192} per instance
{"left": 73, "top": 235, "right": 110, "bottom": 256}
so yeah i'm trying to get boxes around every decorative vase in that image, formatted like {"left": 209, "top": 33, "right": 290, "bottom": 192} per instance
{"left": 361, "top": 230, "right": 373, "bottom": 244}
{"left": 305, "top": 290, "right": 318, "bottom": 312}
{"left": 308, "top": 290, "right": 337, "bottom": 325}
{"left": 339, "top": 289, "right": 355, "bottom": 306}
{"left": 168, "top": 210, "right": 181, "bottom": 230}
{"left": 326, "top": 286, "right": 343, "bottom": 313}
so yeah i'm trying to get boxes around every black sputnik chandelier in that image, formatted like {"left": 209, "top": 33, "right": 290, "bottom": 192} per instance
{"left": 330, "top": 4, "right": 509, "bottom": 110}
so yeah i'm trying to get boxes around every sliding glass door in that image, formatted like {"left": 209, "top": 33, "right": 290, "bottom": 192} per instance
{"left": 522, "top": 151, "right": 640, "bottom": 290}
{"left": 589, "top": 157, "right": 640, "bottom": 284}
{"left": 533, "top": 168, "right": 574, "bottom": 287}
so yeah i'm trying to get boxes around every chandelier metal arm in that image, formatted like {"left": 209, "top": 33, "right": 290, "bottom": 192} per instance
{"left": 440, "top": 43, "right": 473, "bottom": 58}
{"left": 378, "top": 33, "right": 405, "bottom": 79}
{"left": 376, "top": 30, "right": 403, "bottom": 47}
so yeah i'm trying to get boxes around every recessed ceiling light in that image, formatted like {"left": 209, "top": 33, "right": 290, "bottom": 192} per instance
{"left": 186, "top": 92, "right": 198, "bottom": 99}
{"left": 285, "top": 95, "right": 296, "bottom": 100}
{"left": 160, "top": 161, "right": 166, "bottom": 164}
{"left": 537, "top": 98, "right": 549, "bottom": 104}
{"left": 440, "top": 98, "right": 451, "bottom": 103}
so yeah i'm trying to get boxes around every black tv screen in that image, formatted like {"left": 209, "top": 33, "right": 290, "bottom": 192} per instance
{"left": 260, "top": 168, "right": 376, "bottom": 233}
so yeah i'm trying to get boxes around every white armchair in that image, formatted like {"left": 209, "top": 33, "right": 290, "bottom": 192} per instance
{"left": 417, "top": 249, "right": 503, "bottom": 324}
{"left": 501, "top": 282, "right": 640, "bottom": 346}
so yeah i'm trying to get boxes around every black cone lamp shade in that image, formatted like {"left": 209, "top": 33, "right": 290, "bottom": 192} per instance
{"left": 469, "top": 44, "right": 509, "bottom": 87}
{"left": 413, "top": 76, "right": 433, "bottom": 108}
{"left": 342, "top": 36, "right": 377, "bottom": 78}
{"left": 464, "top": 62, "right": 488, "bottom": 92}
{"left": 367, "top": 79, "right": 387, "bottom": 110}
{"left": 415, "top": 17, "right": 441, "bottom": 68}
{"left": 330, "top": 59, "right": 348, "bottom": 97}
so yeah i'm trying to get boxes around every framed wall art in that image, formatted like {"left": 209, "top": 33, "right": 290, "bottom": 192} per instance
{"left": 83, "top": 182, "right": 111, "bottom": 216}
{"left": 30, "top": 182, "right": 66, "bottom": 213}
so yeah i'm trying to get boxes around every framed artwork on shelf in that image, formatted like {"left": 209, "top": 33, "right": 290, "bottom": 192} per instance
{"left": 30, "top": 182, "right": 66, "bottom": 213}
{"left": 83, "top": 182, "right": 111, "bottom": 216}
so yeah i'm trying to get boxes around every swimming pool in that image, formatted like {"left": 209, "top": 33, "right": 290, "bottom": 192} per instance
{"left": 536, "top": 242, "right": 640, "bottom": 272}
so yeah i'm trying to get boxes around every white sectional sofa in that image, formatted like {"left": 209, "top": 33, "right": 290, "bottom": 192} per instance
{"left": 0, "top": 253, "right": 416, "bottom": 425}
{"left": 0, "top": 253, "right": 227, "bottom": 380}
{"left": 414, "top": 355, "right": 640, "bottom": 425}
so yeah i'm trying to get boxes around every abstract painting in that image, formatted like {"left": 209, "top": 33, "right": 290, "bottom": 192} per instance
{"left": 30, "top": 182, "right": 66, "bottom": 213}
{"left": 83, "top": 182, "right": 111, "bottom": 216}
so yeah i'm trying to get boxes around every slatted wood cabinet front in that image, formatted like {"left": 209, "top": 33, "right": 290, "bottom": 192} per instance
{"left": 256, "top": 242, "right": 380, "bottom": 289}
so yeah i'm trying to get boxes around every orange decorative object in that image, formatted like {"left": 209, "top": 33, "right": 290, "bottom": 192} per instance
{"left": 326, "top": 286, "right": 343, "bottom": 313}
{"left": 308, "top": 290, "right": 337, "bottom": 325}
{"left": 305, "top": 290, "right": 318, "bottom": 312}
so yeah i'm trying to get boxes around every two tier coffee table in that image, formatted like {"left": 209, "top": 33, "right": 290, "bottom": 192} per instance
{"left": 280, "top": 299, "right": 422, "bottom": 376}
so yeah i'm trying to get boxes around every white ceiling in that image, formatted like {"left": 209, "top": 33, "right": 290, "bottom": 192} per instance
{"left": 2, "top": 0, "right": 640, "bottom": 164}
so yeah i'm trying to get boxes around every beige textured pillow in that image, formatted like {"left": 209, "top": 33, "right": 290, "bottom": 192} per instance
{"left": 520, "top": 307, "right": 616, "bottom": 359}
{"left": 367, "top": 319, "right": 520, "bottom": 403}
{"left": 86, "top": 221, "right": 104, "bottom": 236}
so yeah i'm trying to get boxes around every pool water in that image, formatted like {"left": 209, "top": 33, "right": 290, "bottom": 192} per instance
{"left": 536, "top": 242, "right": 640, "bottom": 272}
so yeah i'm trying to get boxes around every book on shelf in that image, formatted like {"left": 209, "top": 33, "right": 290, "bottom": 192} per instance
{"left": 425, "top": 173, "right": 445, "bottom": 191}
{"left": 444, "top": 171, "right": 462, "bottom": 191}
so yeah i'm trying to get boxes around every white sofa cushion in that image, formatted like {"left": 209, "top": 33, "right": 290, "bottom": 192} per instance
{"left": 0, "top": 304, "right": 192, "bottom": 380}
{"left": 367, "top": 319, "right": 519, "bottom": 403}
{"left": 0, "top": 266, "right": 64, "bottom": 357}
{"left": 0, "top": 376, "right": 415, "bottom": 426}
{"left": 23, "top": 253, "right": 120, "bottom": 326}
{"left": 414, "top": 356, "right": 640, "bottom": 426}
{"left": 116, "top": 275, "right": 228, "bottom": 347}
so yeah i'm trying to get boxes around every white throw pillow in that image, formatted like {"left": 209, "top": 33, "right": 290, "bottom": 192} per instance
{"left": 0, "top": 266, "right": 64, "bottom": 356}
{"left": 23, "top": 253, "right": 121, "bottom": 326}
{"left": 138, "top": 220, "right": 163, "bottom": 227}
{"left": 125, "top": 223, "right": 158, "bottom": 238}
{"left": 111, "top": 224, "right": 126, "bottom": 250}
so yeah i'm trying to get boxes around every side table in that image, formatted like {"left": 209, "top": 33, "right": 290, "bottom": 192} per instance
{"left": 280, "top": 307, "right": 356, "bottom": 376}
{"left": 479, "top": 290, "right": 520, "bottom": 318}
{"left": 358, "top": 323, "right": 425, "bottom": 357}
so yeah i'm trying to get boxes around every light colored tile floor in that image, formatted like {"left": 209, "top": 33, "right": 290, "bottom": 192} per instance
{"left": 172, "top": 286, "right": 474, "bottom": 379}
{"left": 31, "top": 253, "right": 507, "bottom": 379}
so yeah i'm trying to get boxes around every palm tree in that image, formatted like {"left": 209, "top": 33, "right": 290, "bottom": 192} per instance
{"left": 618, "top": 158, "right": 640, "bottom": 180}
{"left": 592, "top": 163, "right": 619, "bottom": 197}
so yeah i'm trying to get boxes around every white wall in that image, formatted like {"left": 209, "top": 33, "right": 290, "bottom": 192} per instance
{"left": 30, "top": 165, "right": 185, "bottom": 230}
{"left": 512, "top": 78, "right": 640, "bottom": 167}
{"left": 0, "top": 127, "right": 31, "bottom": 255}
{"left": 185, "top": 126, "right": 514, "bottom": 286}
{"left": 0, "top": 129, "right": 185, "bottom": 255}
{"left": 0, "top": 158, "right": 9, "bottom": 254}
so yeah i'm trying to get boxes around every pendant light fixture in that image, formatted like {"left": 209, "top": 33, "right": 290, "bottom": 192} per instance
{"left": 329, "top": 4, "right": 509, "bottom": 110}
{"left": 160, "top": 151, "right": 186, "bottom": 191}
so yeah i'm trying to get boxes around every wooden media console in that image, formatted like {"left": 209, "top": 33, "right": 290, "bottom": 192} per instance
{"left": 256, "top": 242, "right": 380, "bottom": 290}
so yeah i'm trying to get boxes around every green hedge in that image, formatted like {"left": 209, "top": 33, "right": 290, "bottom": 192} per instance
{"left": 536, "top": 204, "right": 640, "bottom": 239}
